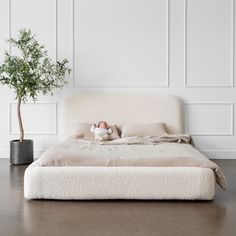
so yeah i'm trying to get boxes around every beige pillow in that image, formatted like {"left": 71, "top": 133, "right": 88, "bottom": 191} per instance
{"left": 121, "top": 123, "right": 168, "bottom": 137}
{"left": 109, "top": 125, "right": 120, "bottom": 140}
{"left": 74, "top": 123, "right": 120, "bottom": 140}
{"left": 74, "top": 123, "right": 94, "bottom": 140}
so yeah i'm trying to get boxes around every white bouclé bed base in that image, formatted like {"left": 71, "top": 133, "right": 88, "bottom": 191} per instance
{"left": 24, "top": 160, "right": 216, "bottom": 200}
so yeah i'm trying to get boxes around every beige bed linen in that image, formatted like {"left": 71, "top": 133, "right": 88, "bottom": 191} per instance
{"left": 39, "top": 135, "right": 226, "bottom": 189}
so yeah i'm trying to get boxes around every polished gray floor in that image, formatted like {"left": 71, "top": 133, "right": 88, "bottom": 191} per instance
{"left": 0, "top": 159, "right": 235, "bottom": 236}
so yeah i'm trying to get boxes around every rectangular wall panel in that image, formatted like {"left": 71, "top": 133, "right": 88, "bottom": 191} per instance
{"left": 0, "top": 0, "right": 9, "bottom": 60}
{"left": 57, "top": 0, "right": 73, "bottom": 84}
{"left": 185, "top": 103, "right": 234, "bottom": 135}
{"left": 74, "top": 0, "right": 169, "bottom": 87}
{"left": 185, "top": 0, "right": 233, "bottom": 87}
{"left": 10, "top": 103, "right": 58, "bottom": 135}
{"left": 0, "top": 0, "right": 10, "bottom": 152}
{"left": 11, "top": 0, "right": 57, "bottom": 59}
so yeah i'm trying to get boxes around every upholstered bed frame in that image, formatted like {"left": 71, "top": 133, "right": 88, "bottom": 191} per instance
{"left": 24, "top": 94, "right": 216, "bottom": 200}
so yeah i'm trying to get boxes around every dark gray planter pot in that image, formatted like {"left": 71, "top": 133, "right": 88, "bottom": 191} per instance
{"left": 10, "top": 140, "right": 34, "bottom": 165}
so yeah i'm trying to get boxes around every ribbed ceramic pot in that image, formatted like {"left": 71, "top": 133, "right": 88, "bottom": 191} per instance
{"left": 10, "top": 140, "right": 33, "bottom": 165}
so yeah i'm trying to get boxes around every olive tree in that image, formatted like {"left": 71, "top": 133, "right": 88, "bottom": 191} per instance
{"left": 0, "top": 29, "right": 71, "bottom": 142}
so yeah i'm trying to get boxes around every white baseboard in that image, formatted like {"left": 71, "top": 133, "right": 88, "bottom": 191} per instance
{"left": 0, "top": 149, "right": 9, "bottom": 159}
{"left": 201, "top": 150, "right": 236, "bottom": 159}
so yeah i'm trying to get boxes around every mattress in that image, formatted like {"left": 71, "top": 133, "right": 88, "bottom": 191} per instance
{"left": 24, "top": 159, "right": 216, "bottom": 200}
{"left": 37, "top": 136, "right": 225, "bottom": 189}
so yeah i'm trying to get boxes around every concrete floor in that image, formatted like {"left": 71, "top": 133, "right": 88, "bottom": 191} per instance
{"left": 0, "top": 159, "right": 235, "bottom": 236}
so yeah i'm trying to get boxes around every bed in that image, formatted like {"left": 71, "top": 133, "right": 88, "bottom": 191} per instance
{"left": 24, "top": 94, "right": 225, "bottom": 200}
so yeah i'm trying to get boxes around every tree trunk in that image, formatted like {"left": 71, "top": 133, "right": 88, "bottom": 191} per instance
{"left": 17, "top": 98, "right": 24, "bottom": 142}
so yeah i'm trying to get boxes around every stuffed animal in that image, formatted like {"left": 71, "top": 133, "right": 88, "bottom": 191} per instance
{"left": 90, "top": 121, "right": 112, "bottom": 141}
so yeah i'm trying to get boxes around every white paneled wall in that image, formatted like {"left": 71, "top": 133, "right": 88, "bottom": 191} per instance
{"left": 185, "top": 103, "right": 234, "bottom": 135}
{"left": 10, "top": 103, "right": 58, "bottom": 135}
{"left": 0, "top": 0, "right": 235, "bottom": 159}
{"left": 74, "top": 0, "right": 169, "bottom": 87}
{"left": 185, "top": 0, "right": 234, "bottom": 87}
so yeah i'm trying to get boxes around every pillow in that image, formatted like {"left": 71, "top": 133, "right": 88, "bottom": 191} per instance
{"left": 74, "top": 122, "right": 120, "bottom": 140}
{"left": 121, "top": 123, "right": 168, "bottom": 137}
{"left": 109, "top": 125, "right": 120, "bottom": 140}
{"left": 74, "top": 123, "right": 94, "bottom": 140}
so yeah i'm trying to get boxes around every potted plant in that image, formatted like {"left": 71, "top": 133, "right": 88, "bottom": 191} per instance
{"left": 0, "top": 29, "right": 71, "bottom": 164}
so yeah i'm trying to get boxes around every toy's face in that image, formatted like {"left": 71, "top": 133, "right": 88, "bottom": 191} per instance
{"left": 98, "top": 121, "right": 108, "bottom": 129}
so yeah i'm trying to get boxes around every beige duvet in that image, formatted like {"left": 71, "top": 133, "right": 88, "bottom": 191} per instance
{"left": 39, "top": 135, "right": 226, "bottom": 189}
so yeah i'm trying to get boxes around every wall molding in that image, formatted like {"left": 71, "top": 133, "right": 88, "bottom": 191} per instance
{"left": 72, "top": 0, "right": 170, "bottom": 88}
{"left": 184, "top": 102, "right": 234, "bottom": 136}
{"left": 7, "top": 0, "right": 59, "bottom": 136}
{"left": 72, "top": 0, "right": 75, "bottom": 87}
{"left": 9, "top": 102, "right": 58, "bottom": 135}
{"left": 8, "top": 0, "right": 11, "bottom": 53}
{"left": 9, "top": 0, "right": 58, "bottom": 61}
{"left": 55, "top": 0, "right": 58, "bottom": 61}
{"left": 184, "top": 0, "right": 235, "bottom": 88}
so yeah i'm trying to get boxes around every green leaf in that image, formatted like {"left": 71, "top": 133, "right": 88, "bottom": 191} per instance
{"left": 0, "top": 28, "right": 71, "bottom": 102}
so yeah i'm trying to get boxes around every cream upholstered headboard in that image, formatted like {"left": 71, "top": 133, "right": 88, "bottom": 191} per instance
{"left": 64, "top": 93, "right": 183, "bottom": 136}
